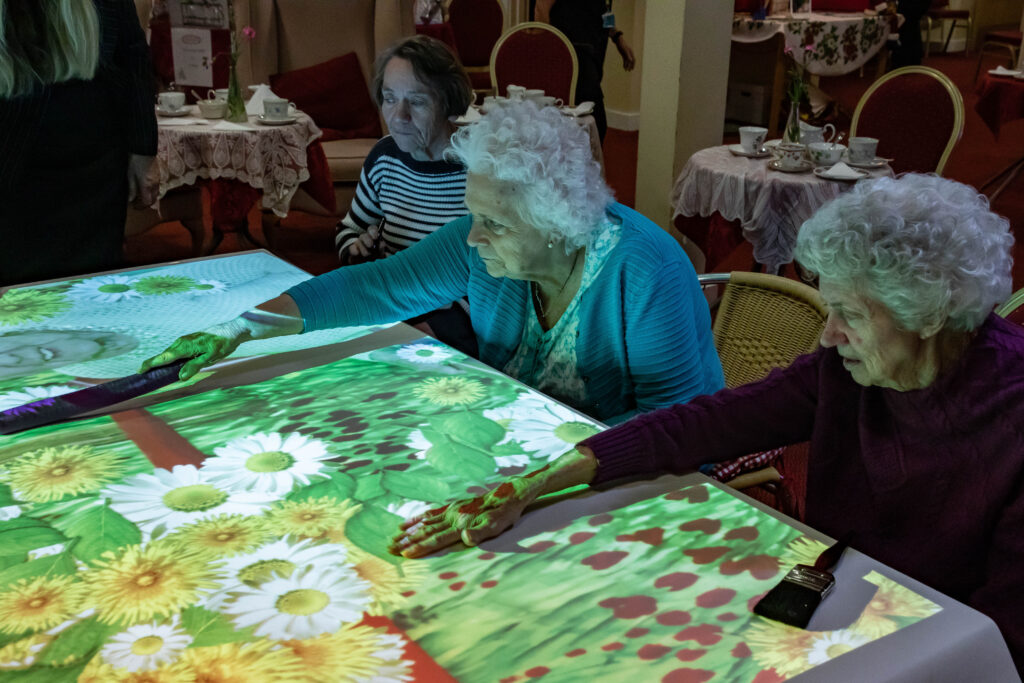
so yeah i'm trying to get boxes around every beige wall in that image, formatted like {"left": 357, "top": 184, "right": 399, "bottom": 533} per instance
{"left": 634, "top": 0, "right": 732, "bottom": 230}
{"left": 603, "top": 0, "right": 645, "bottom": 119}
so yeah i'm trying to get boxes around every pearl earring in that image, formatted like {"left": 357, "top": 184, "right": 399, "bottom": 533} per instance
{"left": 547, "top": 240, "right": 554, "bottom": 249}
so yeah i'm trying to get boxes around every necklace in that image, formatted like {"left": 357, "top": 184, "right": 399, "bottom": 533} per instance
{"left": 532, "top": 249, "right": 582, "bottom": 321}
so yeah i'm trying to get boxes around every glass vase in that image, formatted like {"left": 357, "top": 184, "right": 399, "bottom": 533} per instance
{"left": 225, "top": 62, "right": 248, "bottom": 123}
{"left": 784, "top": 101, "right": 801, "bottom": 144}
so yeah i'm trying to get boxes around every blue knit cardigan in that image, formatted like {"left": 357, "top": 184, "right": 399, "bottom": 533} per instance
{"left": 286, "top": 203, "right": 724, "bottom": 424}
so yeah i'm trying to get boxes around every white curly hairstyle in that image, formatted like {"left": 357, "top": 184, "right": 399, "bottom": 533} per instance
{"left": 795, "top": 173, "right": 1014, "bottom": 333}
{"left": 447, "top": 100, "right": 613, "bottom": 249}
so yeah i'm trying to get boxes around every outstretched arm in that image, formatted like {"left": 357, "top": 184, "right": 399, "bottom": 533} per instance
{"left": 390, "top": 446, "right": 599, "bottom": 558}
{"left": 138, "top": 294, "right": 303, "bottom": 380}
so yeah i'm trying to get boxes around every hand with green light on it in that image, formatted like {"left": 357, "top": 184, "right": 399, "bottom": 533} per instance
{"left": 138, "top": 294, "right": 305, "bottom": 381}
{"left": 388, "top": 447, "right": 600, "bottom": 558}
{"left": 138, "top": 329, "right": 245, "bottom": 381}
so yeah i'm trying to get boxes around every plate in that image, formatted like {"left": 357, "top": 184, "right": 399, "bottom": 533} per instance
{"left": 989, "top": 67, "right": 1022, "bottom": 78}
{"left": 768, "top": 159, "right": 813, "bottom": 173}
{"left": 846, "top": 157, "right": 888, "bottom": 169}
{"left": 813, "top": 166, "right": 867, "bottom": 181}
{"left": 728, "top": 143, "right": 770, "bottom": 159}
{"left": 156, "top": 106, "right": 192, "bottom": 117}
{"left": 256, "top": 114, "right": 299, "bottom": 125}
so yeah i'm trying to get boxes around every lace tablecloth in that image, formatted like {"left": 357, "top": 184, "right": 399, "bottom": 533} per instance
{"left": 732, "top": 12, "right": 895, "bottom": 76}
{"left": 672, "top": 145, "right": 892, "bottom": 272}
{"left": 153, "top": 111, "right": 324, "bottom": 217}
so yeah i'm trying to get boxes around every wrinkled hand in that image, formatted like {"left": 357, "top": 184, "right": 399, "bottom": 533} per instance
{"left": 616, "top": 37, "right": 636, "bottom": 71}
{"left": 138, "top": 331, "right": 242, "bottom": 381}
{"left": 389, "top": 478, "right": 535, "bottom": 558}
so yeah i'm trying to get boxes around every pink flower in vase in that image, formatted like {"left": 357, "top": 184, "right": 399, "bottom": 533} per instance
{"left": 242, "top": 25, "right": 256, "bottom": 40}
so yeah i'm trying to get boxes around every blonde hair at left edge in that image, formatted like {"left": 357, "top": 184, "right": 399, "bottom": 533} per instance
{"left": 0, "top": 0, "right": 100, "bottom": 98}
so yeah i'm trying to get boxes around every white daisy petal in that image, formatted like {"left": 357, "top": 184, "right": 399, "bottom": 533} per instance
{"left": 190, "top": 279, "right": 227, "bottom": 296}
{"left": 505, "top": 398, "right": 602, "bottom": 462}
{"left": 395, "top": 343, "right": 455, "bottom": 364}
{"left": 806, "top": 630, "right": 871, "bottom": 666}
{"left": 67, "top": 275, "right": 141, "bottom": 303}
{"left": 0, "top": 505, "right": 22, "bottom": 521}
{"left": 100, "top": 615, "right": 192, "bottom": 671}
{"left": 0, "top": 385, "right": 79, "bottom": 411}
{"left": 201, "top": 432, "right": 334, "bottom": 495}
{"left": 102, "top": 465, "right": 278, "bottom": 535}
{"left": 404, "top": 430, "right": 432, "bottom": 460}
{"left": 385, "top": 501, "right": 431, "bottom": 520}
{"left": 222, "top": 565, "right": 371, "bottom": 639}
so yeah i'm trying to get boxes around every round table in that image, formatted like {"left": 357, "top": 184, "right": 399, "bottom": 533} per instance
{"left": 732, "top": 12, "right": 896, "bottom": 76}
{"left": 975, "top": 73, "right": 1024, "bottom": 201}
{"left": 672, "top": 144, "right": 892, "bottom": 273}
{"left": 150, "top": 108, "right": 334, "bottom": 252}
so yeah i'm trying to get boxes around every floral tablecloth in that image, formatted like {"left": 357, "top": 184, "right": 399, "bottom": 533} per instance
{"left": 672, "top": 145, "right": 892, "bottom": 272}
{"left": 0, "top": 331, "right": 944, "bottom": 681}
{"left": 732, "top": 13, "right": 895, "bottom": 76}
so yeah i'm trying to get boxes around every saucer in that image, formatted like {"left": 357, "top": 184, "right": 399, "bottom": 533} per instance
{"left": 846, "top": 157, "right": 888, "bottom": 169}
{"left": 768, "top": 159, "right": 813, "bottom": 173}
{"left": 813, "top": 164, "right": 867, "bottom": 181}
{"left": 156, "top": 105, "right": 191, "bottom": 117}
{"left": 989, "top": 66, "right": 1022, "bottom": 78}
{"left": 728, "top": 143, "right": 770, "bottom": 159}
{"left": 256, "top": 114, "right": 299, "bottom": 125}
{"left": 762, "top": 139, "right": 782, "bottom": 149}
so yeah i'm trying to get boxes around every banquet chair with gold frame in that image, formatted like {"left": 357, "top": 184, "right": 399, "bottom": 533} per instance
{"left": 490, "top": 22, "right": 578, "bottom": 105}
{"left": 850, "top": 66, "right": 964, "bottom": 176}
{"left": 697, "top": 272, "right": 827, "bottom": 515}
{"left": 922, "top": 0, "right": 972, "bottom": 58}
{"left": 448, "top": 0, "right": 504, "bottom": 99}
{"left": 996, "top": 287, "right": 1024, "bottom": 327}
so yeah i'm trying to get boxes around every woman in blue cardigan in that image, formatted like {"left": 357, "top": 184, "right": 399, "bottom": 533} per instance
{"left": 141, "top": 100, "right": 723, "bottom": 424}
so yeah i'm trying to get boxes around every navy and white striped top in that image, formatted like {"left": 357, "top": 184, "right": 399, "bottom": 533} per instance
{"left": 335, "top": 136, "right": 468, "bottom": 260}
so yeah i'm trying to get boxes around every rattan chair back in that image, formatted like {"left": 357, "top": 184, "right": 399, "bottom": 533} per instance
{"left": 700, "top": 271, "right": 827, "bottom": 389}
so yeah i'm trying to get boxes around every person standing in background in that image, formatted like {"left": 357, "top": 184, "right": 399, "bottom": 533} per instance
{"left": 535, "top": 0, "right": 635, "bottom": 142}
{"left": 0, "top": 0, "right": 157, "bottom": 286}
{"left": 892, "top": 0, "right": 932, "bottom": 68}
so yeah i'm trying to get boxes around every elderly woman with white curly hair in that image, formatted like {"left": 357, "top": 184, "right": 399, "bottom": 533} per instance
{"left": 141, "top": 100, "right": 724, "bottom": 425}
{"left": 392, "top": 173, "right": 1024, "bottom": 670}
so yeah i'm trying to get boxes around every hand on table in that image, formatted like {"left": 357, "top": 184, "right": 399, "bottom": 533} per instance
{"left": 389, "top": 477, "right": 537, "bottom": 558}
{"left": 138, "top": 329, "right": 244, "bottom": 381}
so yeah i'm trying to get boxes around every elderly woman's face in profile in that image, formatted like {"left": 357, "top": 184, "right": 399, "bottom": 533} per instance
{"left": 465, "top": 173, "right": 552, "bottom": 281}
{"left": 380, "top": 57, "right": 450, "bottom": 160}
{"left": 818, "top": 280, "right": 927, "bottom": 390}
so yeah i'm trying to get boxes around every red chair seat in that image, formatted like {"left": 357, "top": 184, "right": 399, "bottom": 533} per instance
{"left": 987, "top": 29, "right": 1023, "bottom": 45}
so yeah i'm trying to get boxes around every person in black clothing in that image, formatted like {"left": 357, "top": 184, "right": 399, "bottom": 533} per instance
{"left": 0, "top": 0, "right": 157, "bottom": 286}
{"left": 891, "top": 0, "right": 932, "bottom": 68}
{"left": 535, "top": 0, "right": 635, "bottom": 142}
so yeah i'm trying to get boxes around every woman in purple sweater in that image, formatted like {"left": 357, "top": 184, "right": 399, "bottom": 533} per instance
{"left": 392, "top": 173, "right": 1024, "bottom": 670}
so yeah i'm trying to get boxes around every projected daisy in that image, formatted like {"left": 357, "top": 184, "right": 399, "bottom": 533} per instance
{"left": 2, "top": 445, "right": 126, "bottom": 503}
{"left": 0, "top": 575, "right": 85, "bottom": 634}
{"left": 85, "top": 543, "right": 219, "bottom": 625}
{"left": 413, "top": 376, "right": 485, "bottom": 406}
{"left": 0, "top": 289, "right": 70, "bottom": 326}
{"left": 264, "top": 497, "right": 360, "bottom": 540}
{"left": 163, "top": 514, "right": 272, "bottom": 559}
{"left": 0, "top": 384, "right": 77, "bottom": 411}
{"left": 177, "top": 640, "right": 304, "bottom": 680}
{"left": 222, "top": 565, "right": 371, "bottom": 639}
{"left": 505, "top": 401, "right": 601, "bottom": 462}
{"left": 67, "top": 275, "right": 141, "bottom": 303}
{"left": 102, "top": 465, "right": 278, "bottom": 535}
{"left": 200, "top": 432, "right": 334, "bottom": 495}
{"left": 395, "top": 343, "right": 454, "bottom": 364}
{"left": 99, "top": 616, "right": 192, "bottom": 671}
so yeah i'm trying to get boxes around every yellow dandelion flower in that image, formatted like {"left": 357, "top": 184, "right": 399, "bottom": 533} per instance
{"left": 779, "top": 535, "right": 830, "bottom": 569}
{"left": 0, "top": 575, "right": 85, "bottom": 634}
{"left": 179, "top": 640, "right": 304, "bottom": 683}
{"left": 0, "top": 632, "right": 52, "bottom": 669}
{"left": 849, "top": 571, "right": 942, "bottom": 638}
{"left": 744, "top": 618, "right": 815, "bottom": 678}
{"left": 2, "top": 445, "right": 125, "bottom": 503}
{"left": 164, "top": 514, "right": 271, "bottom": 558}
{"left": 413, "top": 377, "right": 485, "bottom": 406}
{"left": 280, "top": 623, "right": 387, "bottom": 682}
{"left": 84, "top": 543, "right": 218, "bottom": 626}
{"left": 346, "top": 547, "right": 426, "bottom": 615}
{"left": 266, "top": 497, "right": 360, "bottom": 539}
{"left": 79, "top": 656, "right": 193, "bottom": 683}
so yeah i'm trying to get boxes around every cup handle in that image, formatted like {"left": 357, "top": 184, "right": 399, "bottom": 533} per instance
{"left": 823, "top": 123, "right": 836, "bottom": 143}
{"left": 554, "top": 98, "right": 564, "bottom": 107}
{"left": 207, "top": 89, "right": 217, "bottom": 101}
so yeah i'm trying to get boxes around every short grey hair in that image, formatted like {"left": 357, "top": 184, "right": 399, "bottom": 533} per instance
{"left": 448, "top": 100, "right": 613, "bottom": 249}
{"left": 795, "top": 173, "right": 1014, "bottom": 333}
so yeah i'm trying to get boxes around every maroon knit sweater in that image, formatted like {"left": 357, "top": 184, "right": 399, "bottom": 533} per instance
{"left": 583, "top": 314, "right": 1024, "bottom": 669}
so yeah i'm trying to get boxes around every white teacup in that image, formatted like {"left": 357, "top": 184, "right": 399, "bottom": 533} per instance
{"left": 506, "top": 84, "right": 527, "bottom": 101}
{"left": 848, "top": 136, "right": 879, "bottom": 164}
{"left": 263, "top": 97, "right": 294, "bottom": 120}
{"left": 799, "top": 121, "right": 836, "bottom": 146}
{"left": 481, "top": 95, "right": 503, "bottom": 113}
{"left": 524, "top": 88, "right": 546, "bottom": 102}
{"left": 807, "top": 142, "right": 846, "bottom": 166}
{"left": 533, "top": 95, "right": 562, "bottom": 108}
{"left": 213, "top": 88, "right": 229, "bottom": 101}
{"left": 774, "top": 142, "right": 807, "bottom": 170}
{"left": 158, "top": 91, "right": 185, "bottom": 111}
{"left": 738, "top": 126, "right": 768, "bottom": 154}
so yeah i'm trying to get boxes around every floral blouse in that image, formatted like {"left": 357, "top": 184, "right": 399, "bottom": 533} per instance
{"left": 502, "top": 219, "right": 622, "bottom": 409}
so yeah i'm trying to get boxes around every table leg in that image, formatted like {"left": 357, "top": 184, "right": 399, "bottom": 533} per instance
{"left": 980, "top": 155, "right": 1024, "bottom": 203}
